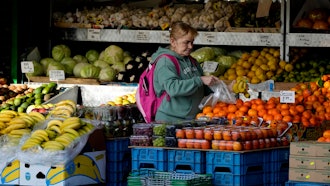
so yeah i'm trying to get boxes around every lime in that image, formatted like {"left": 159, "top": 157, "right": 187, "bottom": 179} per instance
{"left": 17, "top": 107, "right": 25, "bottom": 113}
{"left": 34, "top": 93, "right": 43, "bottom": 99}
{"left": 35, "top": 98, "right": 43, "bottom": 105}
{"left": 14, "top": 98, "right": 22, "bottom": 106}
{"left": 33, "top": 87, "right": 43, "bottom": 94}
{"left": 20, "top": 102, "right": 30, "bottom": 109}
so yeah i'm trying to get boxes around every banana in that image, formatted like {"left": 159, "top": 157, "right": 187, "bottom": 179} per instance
{"left": 2, "top": 123, "right": 27, "bottom": 134}
{"left": 232, "top": 82, "right": 240, "bottom": 94}
{"left": 61, "top": 122, "right": 81, "bottom": 130}
{"left": 42, "top": 141, "right": 65, "bottom": 151}
{"left": 0, "top": 121, "right": 7, "bottom": 129}
{"left": 62, "top": 128, "right": 80, "bottom": 138}
{"left": 49, "top": 125, "right": 62, "bottom": 135}
{"left": 85, "top": 123, "right": 95, "bottom": 131}
{"left": 28, "top": 112, "right": 46, "bottom": 122}
{"left": 53, "top": 105, "right": 75, "bottom": 113}
{"left": 49, "top": 109, "right": 72, "bottom": 118}
{"left": 46, "top": 119, "right": 63, "bottom": 129}
{"left": 54, "top": 135, "right": 74, "bottom": 147}
{"left": 7, "top": 134, "right": 23, "bottom": 139}
{"left": 60, "top": 117, "right": 81, "bottom": 129}
{"left": 17, "top": 116, "right": 35, "bottom": 127}
{"left": 45, "top": 129, "right": 58, "bottom": 139}
{"left": 0, "top": 110, "right": 18, "bottom": 117}
{"left": 0, "top": 113, "right": 15, "bottom": 118}
{"left": 237, "top": 80, "right": 245, "bottom": 93}
{"left": 31, "top": 129, "right": 49, "bottom": 142}
{"left": 30, "top": 134, "right": 46, "bottom": 142}
{"left": 78, "top": 128, "right": 88, "bottom": 136}
{"left": 7, "top": 118, "right": 27, "bottom": 125}
{"left": 21, "top": 139, "right": 42, "bottom": 150}
{"left": 0, "top": 117, "right": 12, "bottom": 123}
{"left": 9, "top": 128, "right": 31, "bottom": 136}
{"left": 55, "top": 100, "right": 76, "bottom": 110}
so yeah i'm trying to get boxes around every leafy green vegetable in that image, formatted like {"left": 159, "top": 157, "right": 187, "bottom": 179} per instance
{"left": 93, "top": 60, "right": 111, "bottom": 69}
{"left": 46, "top": 61, "right": 65, "bottom": 76}
{"left": 98, "top": 66, "right": 117, "bottom": 81}
{"left": 52, "top": 44, "right": 71, "bottom": 61}
{"left": 99, "top": 45, "right": 124, "bottom": 64}
{"left": 85, "top": 50, "right": 100, "bottom": 63}
{"left": 215, "top": 55, "right": 237, "bottom": 69}
{"left": 211, "top": 47, "right": 227, "bottom": 57}
{"left": 111, "top": 62, "right": 125, "bottom": 72}
{"left": 80, "top": 64, "right": 101, "bottom": 78}
{"left": 73, "top": 54, "right": 88, "bottom": 63}
{"left": 190, "top": 47, "right": 215, "bottom": 63}
{"left": 26, "top": 61, "right": 44, "bottom": 77}
{"left": 40, "top": 58, "right": 56, "bottom": 73}
{"left": 61, "top": 57, "right": 77, "bottom": 76}
{"left": 73, "top": 62, "right": 89, "bottom": 77}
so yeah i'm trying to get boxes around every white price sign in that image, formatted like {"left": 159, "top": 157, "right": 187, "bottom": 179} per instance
{"left": 201, "top": 32, "right": 216, "bottom": 44}
{"left": 202, "top": 61, "right": 219, "bottom": 73}
{"left": 49, "top": 70, "right": 65, "bottom": 81}
{"left": 87, "top": 29, "right": 101, "bottom": 40}
{"left": 135, "top": 31, "right": 150, "bottom": 42}
{"left": 160, "top": 32, "right": 170, "bottom": 43}
{"left": 280, "top": 90, "right": 295, "bottom": 103}
{"left": 21, "top": 61, "right": 34, "bottom": 73}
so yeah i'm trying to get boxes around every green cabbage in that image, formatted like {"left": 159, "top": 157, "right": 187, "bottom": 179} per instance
{"left": 60, "top": 57, "right": 77, "bottom": 76}
{"left": 215, "top": 55, "right": 237, "bottom": 69}
{"left": 99, "top": 45, "right": 124, "bottom": 64}
{"left": 26, "top": 61, "right": 44, "bottom": 78}
{"left": 211, "top": 47, "right": 227, "bottom": 57}
{"left": 228, "top": 50, "right": 244, "bottom": 59}
{"left": 46, "top": 61, "right": 65, "bottom": 76}
{"left": 93, "top": 60, "right": 111, "bottom": 69}
{"left": 80, "top": 64, "right": 101, "bottom": 78}
{"left": 73, "top": 62, "right": 89, "bottom": 77}
{"left": 111, "top": 62, "right": 125, "bottom": 72}
{"left": 52, "top": 44, "right": 71, "bottom": 61}
{"left": 123, "top": 56, "right": 133, "bottom": 64}
{"left": 40, "top": 58, "right": 56, "bottom": 73}
{"left": 73, "top": 55, "right": 88, "bottom": 63}
{"left": 190, "top": 47, "right": 215, "bottom": 63}
{"left": 99, "top": 66, "right": 117, "bottom": 81}
{"left": 85, "top": 50, "right": 99, "bottom": 63}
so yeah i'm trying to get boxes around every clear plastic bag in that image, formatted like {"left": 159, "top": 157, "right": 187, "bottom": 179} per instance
{"left": 199, "top": 80, "right": 237, "bottom": 109}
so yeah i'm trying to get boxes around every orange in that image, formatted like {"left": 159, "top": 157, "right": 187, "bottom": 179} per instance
{"left": 323, "top": 130, "right": 330, "bottom": 138}
{"left": 317, "top": 137, "right": 326, "bottom": 142}
{"left": 302, "top": 110, "right": 312, "bottom": 119}
{"left": 203, "top": 106, "right": 213, "bottom": 114}
{"left": 282, "top": 115, "right": 292, "bottom": 123}
{"left": 228, "top": 104, "right": 238, "bottom": 113}
{"left": 239, "top": 105, "right": 249, "bottom": 113}
{"left": 213, "top": 107, "right": 221, "bottom": 114}
{"left": 274, "top": 114, "right": 283, "bottom": 121}
{"left": 196, "top": 113, "right": 205, "bottom": 119}
{"left": 295, "top": 105, "right": 305, "bottom": 113}
{"left": 281, "top": 109, "right": 290, "bottom": 117}
{"left": 265, "top": 103, "right": 276, "bottom": 110}
{"left": 258, "top": 109, "right": 267, "bottom": 118}
{"left": 248, "top": 109, "right": 258, "bottom": 117}
{"left": 236, "top": 99, "right": 244, "bottom": 107}
{"left": 218, "top": 110, "right": 228, "bottom": 118}
{"left": 235, "top": 110, "right": 245, "bottom": 118}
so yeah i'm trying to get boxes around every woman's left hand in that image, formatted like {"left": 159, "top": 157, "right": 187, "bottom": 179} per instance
{"left": 201, "top": 75, "right": 220, "bottom": 86}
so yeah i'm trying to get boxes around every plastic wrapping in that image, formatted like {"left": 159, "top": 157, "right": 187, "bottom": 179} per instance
{"left": 0, "top": 135, "right": 20, "bottom": 171}
{"left": 16, "top": 119, "right": 100, "bottom": 167}
{"left": 199, "top": 80, "right": 236, "bottom": 109}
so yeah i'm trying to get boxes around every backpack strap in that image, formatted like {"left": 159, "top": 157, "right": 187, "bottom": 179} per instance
{"left": 152, "top": 54, "right": 180, "bottom": 75}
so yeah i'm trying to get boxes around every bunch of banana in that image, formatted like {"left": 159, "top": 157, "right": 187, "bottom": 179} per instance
{"left": 47, "top": 100, "right": 77, "bottom": 118}
{"left": 21, "top": 117, "right": 95, "bottom": 151}
{"left": 232, "top": 77, "right": 250, "bottom": 97}
{"left": 107, "top": 91, "right": 136, "bottom": 106}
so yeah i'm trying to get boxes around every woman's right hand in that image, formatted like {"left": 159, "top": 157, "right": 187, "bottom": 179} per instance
{"left": 201, "top": 75, "right": 220, "bottom": 86}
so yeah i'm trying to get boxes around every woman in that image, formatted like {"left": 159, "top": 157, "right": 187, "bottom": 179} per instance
{"left": 153, "top": 21, "right": 219, "bottom": 122}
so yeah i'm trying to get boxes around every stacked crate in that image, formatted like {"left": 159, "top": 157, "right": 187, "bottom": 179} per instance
{"left": 106, "top": 138, "right": 132, "bottom": 186}
{"left": 264, "top": 148, "right": 290, "bottom": 185}
{"left": 286, "top": 141, "right": 330, "bottom": 186}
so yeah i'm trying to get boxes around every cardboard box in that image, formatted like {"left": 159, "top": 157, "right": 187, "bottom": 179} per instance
{"left": 0, "top": 159, "right": 20, "bottom": 185}
{"left": 290, "top": 155, "right": 330, "bottom": 170}
{"left": 19, "top": 150, "right": 106, "bottom": 186}
{"left": 289, "top": 168, "right": 330, "bottom": 183}
{"left": 290, "top": 141, "right": 330, "bottom": 157}
{"left": 287, "top": 121, "right": 330, "bottom": 142}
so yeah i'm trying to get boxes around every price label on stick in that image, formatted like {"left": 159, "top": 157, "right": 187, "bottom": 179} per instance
{"left": 49, "top": 70, "right": 65, "bottom": 81}
{"left": 21, "top": 61, "right": 34, "bottom": 73}
{"left": 280, "top": 90, "right": 295, "bottom": 103}
{"left": 202, "top": 61, "right": 219, "bottom": 73}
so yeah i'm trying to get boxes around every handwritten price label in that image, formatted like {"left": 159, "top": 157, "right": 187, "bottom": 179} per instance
{"left": 87, "top": 29, "right": 101, "bottom": 40}
{"left": 21, "top": 61, "right": 34, "bottom": 73}
{"left": 49, "top": 70, "right": 65, "bottom": 81}
{"left": 202, "top": 61, "right": 219, "bottom": 73}
{"left": 160, "top": 32, "right": 170, "bottom": 43}
{"left": 201, "top": 32, "right": 216, "bottom": 44}
{"left": 135, "top": 31, "right": 150, "bottom": 42}
{"left": 280, "top": 91, "right": 295, "bottom": 103}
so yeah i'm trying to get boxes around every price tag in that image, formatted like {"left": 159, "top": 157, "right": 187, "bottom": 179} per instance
{"left": 280, "top": 90, "right": 295, "bottom": 103}
{"left": 135, "top": 31, "right": 150, "bottom": 42}
{"left": 294, "top": 34, "right": 311, "bottom": 46}
{"left": 201, "top": 32, "right": 216, "bottom": 44}
{"left": 21, "top": 61, "right": 34, "bottom": 73}
{"left": 256, "top": 0, "right": 272, "bottom": 18}
{"left": 202, "top": 61, "right": 219, "bottom": 73}
{"left": 87, "top": 29, "right": 101, "bottom": 40}
{"left": 259, "top": 35, "right": 272, "bottom": 46}
{"left": 160, "top": 32, "right": 170, "bottom": 43}
{"left": 49, "top": 70, "right": 65, "bottom": 81}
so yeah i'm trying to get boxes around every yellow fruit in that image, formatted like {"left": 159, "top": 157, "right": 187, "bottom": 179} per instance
{"left": 266, "top": 71, "right": 275, "bottom": 79}
{"left": 227, "top": 74, "right": 237, "bottom": 81}
{"left": 241, "top": 52, "right": 251, "bottom": 60}
{"left": 260, "top": 64, "right": 270, "bottom": 71}
{"left": 251, "top": 65, "right": 259, "bottom": 72}
{"left": 255, "top": 68, "right": 265, "bottom": 77}
{"left": 269, "top": 64, "right": 277, "bottom": 71}
{"left": 250, "top": 50, "right": 260, "bottom": 58}
{"left": 276, "top": 68, "right": 284, "bottom": 75}
{"left": 255, "top": 59, "right": 264, "bottom": 66}
{"left": 273, "top": 50, "right": 280, "bottom": 58}
{"left": 226, "top": 68, "right": 236, "bottom": 75}
{"left": 284, "top": 63, "right": 294, "bottom": 72}
{"left": 247, "top": 71, "right": 256, "bottom": 78}
{"left": 236, "top": 69, "right": 246, "bottom": 76}
{"left": 262, "top": 48, "right": 269, "bottom": 52}
{"left": 279, "top": 60, "right": 287, "bottom": 69}
{"left": 248, "top": 57, "right": 256, "bottom": 63}
{"left": 260, "top": 51, "right": 267, "bottom": 56}
{"left": 268, "top": 48, "right": 276, "bottom": 54}
{"left": 242, "top": 61, "right": 252, "bottom": 69}
{"left": 257, "top": 74, "right": 267, "bottom": 82}
{"left": 251, "top": 77, "right": 261, "bottom": 84}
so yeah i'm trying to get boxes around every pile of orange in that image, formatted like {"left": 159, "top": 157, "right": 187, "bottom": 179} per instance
{"left": 197, "top": 76, "right": 330, "bottom": 128}
{"left": 317, "top": 129, "right": 330, "bottom": 142}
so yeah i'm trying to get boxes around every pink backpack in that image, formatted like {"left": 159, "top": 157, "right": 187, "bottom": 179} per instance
{"left": 136, "top": 54, "right": 180, "bottom": 123}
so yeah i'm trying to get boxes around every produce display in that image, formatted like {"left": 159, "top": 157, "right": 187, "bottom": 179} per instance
{"left": 0, "top": 83, "right": 59, "bottom": 113}
{"left": 294, "top": 8, "right": 330, "bottom": 31}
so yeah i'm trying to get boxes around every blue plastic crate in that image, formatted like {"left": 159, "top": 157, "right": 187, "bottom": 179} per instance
{"left": 167, "top": 150, "right": 206, "bottom": 173}
{"left": 107, "top": 160, "right": 131, "bottom": 173}
{"left": 107, "top": 151, "right": 132, "bottom": 162}
{"left": 106, "top": 138, "right": 130, "bottom": 152}
{"left": 107, "top": 181, "right": 128, "bottom": 186}
{"left": 213, "top": 171, "right": 265, "bottom": 186}
{"left": 131, "top": 148, "right": 167, "bottom": 161}
{"left": 106, "top": 170, "right": 130, "bottom": 183}
{"left": 270, "top": 148, "right": 290, "bottom": 162}
{"left": 264, "top": 170, "right": 289, "bottom": 184}
{"left": 264, "top": 160, "right": 289, "bottom": 173}
{"left": 131, "top": 160, "right": 167, "bottom": 171}
{"left": 206, "top": 151, "right": 265, "bottom": 175}
{"left": 285, "top": 181, "right": 330, "bottom": 186}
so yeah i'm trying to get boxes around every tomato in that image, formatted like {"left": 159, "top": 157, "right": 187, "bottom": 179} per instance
{"left": 218, "top": 140, "right": 227, "bottom": 150}
{"left": 178, "top": 139, "right": 186, "bottom": 148}
{"left": 243, "top": 141, "right": 252, "bottom": 150}
{"left": 201, "top": 140, "right": 211, "bottom": 149}
{"left": 226, "top": 141, "right": 233, "bottom": 151}
{"left": 176, "top": 129, "right": 185, "bottom": 139}
{"left": 222, "top": 129, "right": 232, "bottom": 141}
{"left": 194, "top": 128, "right": 204, "bottom": 139}
{"left": 213, "top": 129, "right": 222, "bottom": 140}
{"left": 185, "top": 128, "right": 195, "bottom": 139}
{"left": 186, "top": 140, "right": 194, "bottom": 148}
{"left": 194, "top": 140, "right": 201, "bottom": 149}
{"left": 204, "top": 128, "right": 213, "bottom": 140}
{"left": 233, "top": 141, "right": 243, "bottom": 151}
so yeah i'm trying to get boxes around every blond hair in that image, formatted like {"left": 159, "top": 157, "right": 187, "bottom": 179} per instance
{"left": 170, "top": 21, "right": 198, "bottom": 40}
